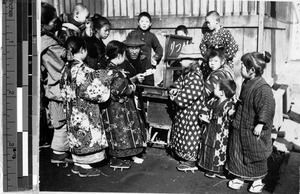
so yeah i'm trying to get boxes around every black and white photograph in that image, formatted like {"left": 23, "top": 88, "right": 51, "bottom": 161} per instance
{"left": 1, "top": 0, "right": 300, "bottom": 193}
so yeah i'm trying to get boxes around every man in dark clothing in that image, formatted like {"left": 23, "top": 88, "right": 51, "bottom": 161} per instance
{"left": 121, "top": 31, "right": 155, "bottom": 86}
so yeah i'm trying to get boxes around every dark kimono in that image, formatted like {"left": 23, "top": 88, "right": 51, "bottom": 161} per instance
{"left": 84, "top": 36, "right": 107, "bottom": 70}
{"left": 120, "top": 54, "right": 154, "bottom": 86}
{"left": 102, "top": 63, "right": 146, "bottom": 157}
{"left": 199, "top": 28, "right": 238, "bottom": 79}
{"left": 170, "top": 66, "right": 206, "bottom": 161}
{"left": 226, "top": 77, "right": 275, "bottom": 180}
{"left": 60, "top": 59, "right": 111, "bottom": 164}
{"left": 198, "top": 98, "right": 235, "bottom": 173}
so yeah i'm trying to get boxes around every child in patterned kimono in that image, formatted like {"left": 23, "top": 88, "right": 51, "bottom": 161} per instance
{"left": 57, "top": 3, "right": 90, "bottom": 43}
{"left": 199, "top": 11, "right": 238, "bottom": 79}
{"left": 227, "top": 52, "right": 275, "bottom": 193}
{"left": 198, "top": 79, "right": 236, "bottom": 179}
{"left": 60, "top": 36, "right": 111, "bottom": 177}
{"left": 101, "top": 40, "right": 147, "bottom": 170}
{"left": 169, "top": 44, "right": 205, "bottom": 172}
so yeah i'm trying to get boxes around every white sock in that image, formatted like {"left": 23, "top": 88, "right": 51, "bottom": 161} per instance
{"left": 77, "top": 164, "right": 92, "bottom": 169}
{"left": 253, "top": 179, "right": 262, "bottom": 185}
{"left": 53, "top": 150, "right": 65, "bottom": 155}
{"left": 132, "top": 156, "right": 144, "bottom": 164}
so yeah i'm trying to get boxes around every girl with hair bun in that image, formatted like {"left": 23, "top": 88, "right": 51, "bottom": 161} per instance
{"left": 227, "top": 51, "right": 275, "bottom": 193}
{"left": 84, "top": 14, "right": 111, "bottom": 70}
{"left": 60, "top": 36, "right": 112, "bottom": 177}
{"left": 101, "top": 40, "right": 147, "bottom": 171}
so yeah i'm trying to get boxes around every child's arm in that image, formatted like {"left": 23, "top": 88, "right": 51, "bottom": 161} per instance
{"left": 151, "top": 34, "right": 163, "bottom": 65}
{"left": 253, "top": 85, "right": 275, "bottom": 134}
{"left": 223, "top": 30, "right": 238, "bottom": 60}
{"left": 199, "top": 34, "right": 208, "bottom": 56}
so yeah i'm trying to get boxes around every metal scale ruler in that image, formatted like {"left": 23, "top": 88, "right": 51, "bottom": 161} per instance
{"left": 2, "top": 0, "right": 38, "bottom": 192}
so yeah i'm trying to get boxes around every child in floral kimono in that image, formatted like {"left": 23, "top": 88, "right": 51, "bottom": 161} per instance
{"left": 60, "top": 36, "right": 111, "bottom": 177}
{"left": 227, "top": 52, "right": 275, "bottom": 193}
{"left": 101, "top": 40, "right": 147, "bottom": 170}
{"left": 169, "top": 44, "right": 205, "bottom": 173}
{"left": 199, "top": 11, "right": 238, "bottom": 79}
{"left": 198, "top": 79, "right": 236, "bottom": 179}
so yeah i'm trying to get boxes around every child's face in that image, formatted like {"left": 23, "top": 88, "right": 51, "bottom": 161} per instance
{"left": 138, "top": 16, "right": 152, "bottom": 31}
{"left": 96, "top": 25, "right": 110, "bottom": 39}
{"left": 209, "top": 56, "right": 223, "bottom": 71}
{"left": 176, "top": 30, "right": 187, "bottom": 36}
{"left": 74, "top": 9, "right": 89, "bottom": 24}
{"left": 205, "top": 15, "right": 219, "bottom": 31}
{"left": 241, "top": 62, "right": 251, "bottom": 79}
{"left": 180, "top": 59, "right": 194, "bottom": 69}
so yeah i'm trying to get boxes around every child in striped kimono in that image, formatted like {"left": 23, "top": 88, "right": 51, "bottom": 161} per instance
{"left": 226, "top": 51, "right": 275, "bottom": 193}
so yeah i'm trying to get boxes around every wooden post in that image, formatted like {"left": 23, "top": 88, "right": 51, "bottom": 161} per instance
{"left": 257, "top": 1, "right": 265, "bottom": 52}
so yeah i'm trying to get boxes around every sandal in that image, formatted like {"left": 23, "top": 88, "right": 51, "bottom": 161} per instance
{"left": 177, "top": 164, "right": 198, "bottom": 173}
{"left": 228, "top": 178, "right": 244, "bottom": 190}
{"left": 249, "top": 181, "right": 265, "bottom": 193}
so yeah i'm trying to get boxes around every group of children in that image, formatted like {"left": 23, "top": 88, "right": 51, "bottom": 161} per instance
{"left": 41, "top": 2, "right": 276, "bottom": 193}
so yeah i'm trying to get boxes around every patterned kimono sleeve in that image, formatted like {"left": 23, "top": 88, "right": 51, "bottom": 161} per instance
{"left": 254, "top": 85, "right": 275, "bottom": 128}
{"left": 77, "top": 66, "right": 110, "bottom": 103}
{"left": 223, "top": 30, "right": 238, "bottom": 60}
{"left": 199, "top": 35, "right": 208, "bottom": 56}
{"left": 110, "top": 70, "right": 131, "bottom": 98}
{"left": 174, "top": 72, "right": 204, "bottom": 108}
{"left": 204, "top": 73, "right": 220, "bottom": 97}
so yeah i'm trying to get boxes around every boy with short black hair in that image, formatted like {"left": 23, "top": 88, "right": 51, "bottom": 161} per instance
{"left": 130, "top": 12, "right": 163, "bottom": 66}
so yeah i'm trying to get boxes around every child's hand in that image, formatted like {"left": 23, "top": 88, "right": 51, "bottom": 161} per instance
{"left": 151, "top": 58, "right": 158, "bottom": 66}
{"left": 253, "top": 124, "right": 264, "bottom": 138}
{"left": 169, "top": 89, "right": 178, "bottom": 101}
{"left": 135, "top": 74, "right": 145, "bottom": 83}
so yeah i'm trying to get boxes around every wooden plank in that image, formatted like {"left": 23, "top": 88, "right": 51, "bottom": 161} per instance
{"left": 200, "top": 0, "right": 208, "bottom": 16}
{"left": 184, "top": 0, "right": 191, "bottom": 16}
{"left": 58, "top": 0, "right": 65, "bottom": 15}
{"left": 148, "top": 0, "right": 155, "bottom": 15}
{"left": 70, "top": 0, "right": 77, "bottom": 13}
{"left": 109, "top": 15, "right": 260, "bottom": 29}
{"left": 127, "top": 0, "right": 134, "bottom": 18}
{"left": 107, "top": 0, "right": 114, "bottom": 17}
{"left": 162, "top": 0, "right": 169, "bottom": 15}
{"left": 120, "top": 0, "right": 127, "bottom": 16}
{"left": 76, "top": 0, "right": 82, "bottom": 3}
{"left": 208, "top": 0, "right": 215, "bottom": 12}
{"left": 155, "top": 0, "right": 162, "bottom": 16}
{"left": 249, "top": 1, "right": 257, "bottom": 15}
{"left": 233, "top": 0, "right": 241, "bottom": 15}
{"left": 176, "top": 0, "right": 184, "bottom": 16}
{"left": 94, "top": 0, "right": 102, "bottom": 15}
{"left": 134, "top": 0, "right": 140, "bottom": 16}
{"left": 241, "top": 0, "right": 249, "bottom": 15}
{"left": 141, "top": 0, "right": 147, "bottom": 12}
{"left": 103, "top": 0, "right": 108, "bottom": 17}
{"left": 224, "top": 0, "right": 233, "bottom": 16}
{"left": 243, "top": 28, "right": 257, "bottom": 54}
{"left": 257, "top": 1, "right": 265, "bottom": 52}
{"left": 52, "top": 0, "right": 60, "bottom": 14}
{"left": 169, "top": 0, "right": 176, "bottom": 15}
{"left": 192, "top": 0, "right": 200, "bottom": 16}
{"left": 216, "top": 0, "right": 223, "bottom": 16}
{"left": 263, "top": 29, "right": 273, "bottom": 85}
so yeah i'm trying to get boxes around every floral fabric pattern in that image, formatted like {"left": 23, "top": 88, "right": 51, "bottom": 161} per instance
{"left": 102, "top": 63, "right": 146, "bottom": 157}
{"left": 60, "top": 59, "right": 112, "bottom": 156}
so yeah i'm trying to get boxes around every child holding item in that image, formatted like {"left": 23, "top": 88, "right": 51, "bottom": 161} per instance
{"left": 169, "top": 44, "right": 205, "bottom": 172}
{"left": 199, "top": 11, "right": 238, "bottom": 79}
{"left": 60, "top": 36, "right": 111, "bottom": 177}
{"left": 198, "top": 79, "right": 236, "bottom": 179}
{"left": 57, "top": 3, "right": 90, "bottom": 42}
{"left": 131, "top": 12, "right": 163, "bottom": 66}
{"left": 227, "top": 52, "right": 275, "bottom": 193}
{"left": 102, "top": 40, "right": 147, "bottom": 170}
